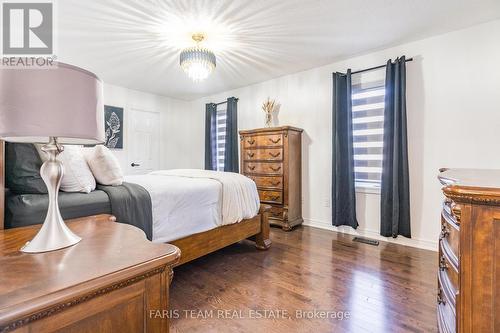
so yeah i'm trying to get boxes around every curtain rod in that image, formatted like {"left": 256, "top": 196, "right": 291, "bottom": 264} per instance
{"left": 214, "top": 97, "right": 239, "bottom": 106}
{"left": 350, "top": 58, "right": 413, "bottom": 75}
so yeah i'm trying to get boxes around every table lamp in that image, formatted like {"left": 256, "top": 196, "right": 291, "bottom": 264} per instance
{"left": 0, "top": 63, "right": 104, "bottom": 253}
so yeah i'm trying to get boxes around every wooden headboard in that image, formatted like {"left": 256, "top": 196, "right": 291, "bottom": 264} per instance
{"left": 0, "top": 140, "right": 4, "bottom": 230}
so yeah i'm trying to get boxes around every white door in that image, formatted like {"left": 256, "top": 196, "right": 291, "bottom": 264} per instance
{"left": 128, "top": 109, "right": 160, "bottom": 175}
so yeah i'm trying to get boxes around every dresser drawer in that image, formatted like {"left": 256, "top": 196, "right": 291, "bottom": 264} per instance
{"left": 243, "top": 134, "right": 283, "bottom": 148}
{"left": 443, "top": 198, "right": 462, "bottom": 225}
{"left": 438, "top": 273, "right": 456, "bottom": 333}
{"left": 258, "top": 190, "right": 283, "bottom": 204}
{"left": 439, "top": 242, "right": 459, "bottom": 300}
{"left": 244, "top": 162, "right": 283, "bottom": 175}
{"left": 244, "top": 148, "right": 283, "bottom": 161}
{"left": 437, "top": 292, "right": 456, "bottom": 333}
{"left": 248, "top": 175, "right": 283, "bottom": 189}
{"left": 441, "top": 210, "right": 460, "bottom": 265}
{"left": 268, "top": 206, "right": 284, "bottom": 220}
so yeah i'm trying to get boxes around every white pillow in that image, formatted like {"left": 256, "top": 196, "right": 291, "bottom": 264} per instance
{"left": 85, "top": 145, "right": 124, "bottom": 186}
{"left": 37, "top": 145, "right": 96, "bottom": 193}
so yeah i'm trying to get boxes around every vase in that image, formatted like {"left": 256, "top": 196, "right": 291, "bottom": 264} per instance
{"left": 265, "top": 113, "right": 272, "bottom": 127}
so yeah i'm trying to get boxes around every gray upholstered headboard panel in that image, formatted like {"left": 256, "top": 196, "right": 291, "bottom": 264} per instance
{"left": 1, "top": 140, "right": 5, "bottom": 230}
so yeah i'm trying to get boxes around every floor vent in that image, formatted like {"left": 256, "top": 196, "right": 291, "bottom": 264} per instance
{"left": 353, "top": 237, "right": 379, "bottom": 246}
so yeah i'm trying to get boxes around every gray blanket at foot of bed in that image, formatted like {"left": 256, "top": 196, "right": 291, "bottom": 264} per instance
{"left": 97, "top": 182, "right": 153, "bottom": 240}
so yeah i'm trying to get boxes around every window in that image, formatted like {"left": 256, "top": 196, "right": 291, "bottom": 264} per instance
{"left": 215, "top": 107, "right": 227, "bottom": 171}
{"left": 351, "top": 75, "right": 385, "bottom": 190}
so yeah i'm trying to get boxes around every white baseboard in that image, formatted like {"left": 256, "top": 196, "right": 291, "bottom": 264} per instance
{"left": 302, "top": 218, "right": 438, "bottom": 251}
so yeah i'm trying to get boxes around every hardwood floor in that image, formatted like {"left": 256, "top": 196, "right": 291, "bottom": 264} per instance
{"left": 170, "top": 226, "right": 438, "bottom": 333}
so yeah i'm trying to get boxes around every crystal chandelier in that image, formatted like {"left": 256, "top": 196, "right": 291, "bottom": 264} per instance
{"left": 180, "top": 33, "right": 216, "bottom": 82}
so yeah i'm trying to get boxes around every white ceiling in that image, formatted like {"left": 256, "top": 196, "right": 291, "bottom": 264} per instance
{"left": 58, "top": 0, "right": 500, "bottom": 100}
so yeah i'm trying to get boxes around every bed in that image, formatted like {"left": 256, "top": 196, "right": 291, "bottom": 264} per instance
{"left": 0, "top": 141, "right": 271, "bottom": 265}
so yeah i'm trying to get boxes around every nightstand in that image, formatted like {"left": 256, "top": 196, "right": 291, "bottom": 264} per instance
{"left": 0, "top": 214, "right": 180, "bottom": 333}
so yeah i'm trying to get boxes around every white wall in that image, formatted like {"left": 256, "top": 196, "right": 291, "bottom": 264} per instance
{"left": 103, "top": 84, "right": 191, "bottom": 173}
{"left": 184, "top": 19, "right": 500, "bottom": 250}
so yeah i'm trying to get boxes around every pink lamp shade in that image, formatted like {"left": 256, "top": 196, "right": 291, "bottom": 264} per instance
{"left": 0, "top": 62, "right": 105, "bottom": 144}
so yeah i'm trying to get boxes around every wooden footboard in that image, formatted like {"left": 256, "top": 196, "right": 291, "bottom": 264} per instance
{"left": 169, "top": 205, "right": 271, "bottom": 266}
{"left": 254, "top": 204, "right": 272, "bottom": 250}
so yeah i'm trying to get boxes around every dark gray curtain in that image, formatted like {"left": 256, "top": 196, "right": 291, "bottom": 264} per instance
{"left": 380, "top": 56, "right": 411, "bottom": 238}
{"left": 332, "top": 70, "right": 358, "bottom": 229}
{"left": 204, "top": 103, "right": 217, "bottom": 170}
{"left": 223, "top": 97, "right": 239, "bottom": 172}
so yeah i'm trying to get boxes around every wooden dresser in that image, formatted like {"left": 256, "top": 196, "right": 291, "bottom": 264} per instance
{"left": 239, "top": 126, "right": 303, "bottom": 231}
{"left": 0, "top": 215, "right": 180, "bottom": 333}
{"left": 437, "top": 169, "right": 500, "bottom": 333}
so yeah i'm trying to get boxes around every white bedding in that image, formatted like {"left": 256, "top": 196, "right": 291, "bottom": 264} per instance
{"left": 124, "top": 169, "right": 260, "bottom": 243}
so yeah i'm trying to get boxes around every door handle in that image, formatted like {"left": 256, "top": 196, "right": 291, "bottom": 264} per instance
{"left": 131, "top": 163, "right": 141, "bottom": 167}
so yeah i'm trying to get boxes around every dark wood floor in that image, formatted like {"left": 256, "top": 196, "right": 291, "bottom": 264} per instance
{"left": 170, "top": 226, "right": 438, "bottom": 333}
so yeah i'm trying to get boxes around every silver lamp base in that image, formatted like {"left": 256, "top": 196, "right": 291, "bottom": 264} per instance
{"left": 21, "top": 137, "right": 81, "bottom": 253}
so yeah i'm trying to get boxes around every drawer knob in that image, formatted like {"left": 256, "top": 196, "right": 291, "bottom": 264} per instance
{"left": 247, "top": 139, "right": 256, "bottom": 145}
{"left": 247, "top": 152, "right": 255, "bottom": 158}
{"left": 270, "top": 166, "right": 281, "bottom": 172}
{"left": 439, "top": 225, "right": 449, "bottom": 239}
{"left": 271, "top": 181, "right": 281, "bottom": 186}
{"left": 439, "top": 255, "right": 448, "bottom": 271}
{"left": 269, "top": 137, "right": 281, "bottom": 144}
{"left": 269, "top": 151, "right": 281, "bottom": 158}
{"left": 270, "top": 196, "right": 280, "bottom": 201}
{"left": 248, "top": 165, "right": 256, "bottom": 171}
{"left": 437, "top": 289, "right": 445, "bottom": 305}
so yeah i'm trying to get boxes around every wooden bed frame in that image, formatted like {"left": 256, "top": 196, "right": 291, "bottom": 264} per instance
{"left": 0, "top": 140, "right": 271, "bottom": 265}
{"left": 170, "top": 205, "right": 271, "bottom": 265}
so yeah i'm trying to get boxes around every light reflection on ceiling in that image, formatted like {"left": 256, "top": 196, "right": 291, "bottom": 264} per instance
{"left": 57, "top": 0, "right": 500, "bottom": 100}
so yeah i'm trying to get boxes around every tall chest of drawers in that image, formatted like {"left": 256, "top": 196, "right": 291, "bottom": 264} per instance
{"left": 239, "top": 126, "right": 303, "bottom": 231}
{"left": 438, "top": 169, "right": 500, "bottom": 333}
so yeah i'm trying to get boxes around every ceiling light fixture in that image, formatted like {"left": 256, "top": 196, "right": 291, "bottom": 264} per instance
{"left": 180, "top": 33, "right": 216, "bottom": 82}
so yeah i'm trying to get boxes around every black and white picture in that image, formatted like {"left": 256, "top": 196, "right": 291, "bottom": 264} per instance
{"left": 104, "top": 105, "right": 123, "bottom": 149}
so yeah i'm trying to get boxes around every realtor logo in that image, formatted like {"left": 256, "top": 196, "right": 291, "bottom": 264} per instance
{"left": 2, "top": 1, "right": 53, "bottom": 54}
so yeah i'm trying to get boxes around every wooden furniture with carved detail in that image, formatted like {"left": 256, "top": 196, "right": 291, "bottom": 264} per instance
{"left": 239, "top": 126, "right": 303, "bottom": 231}
{"left": 437, "top": 169, "right": 500, "bottom": 333}
{"left": 0, "top": 214, "right": 181, "bottom": 333}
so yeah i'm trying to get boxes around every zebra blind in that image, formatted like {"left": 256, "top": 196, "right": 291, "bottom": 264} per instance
{"left": 351, "top": 77, "right": 385, "bottom": 189}
{"left": 215, "top": 108, "right": 227, "bottom": 171}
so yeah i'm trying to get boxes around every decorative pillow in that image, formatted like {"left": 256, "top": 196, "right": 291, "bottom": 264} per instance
{"left": 84, "top": 145, "right": 123, "bottom": 186}
{"left": 5, "top": 143, "right": 48, "bottom": 194}
{"left": 37, "top": 145, "right": 96, "bottom": 193}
